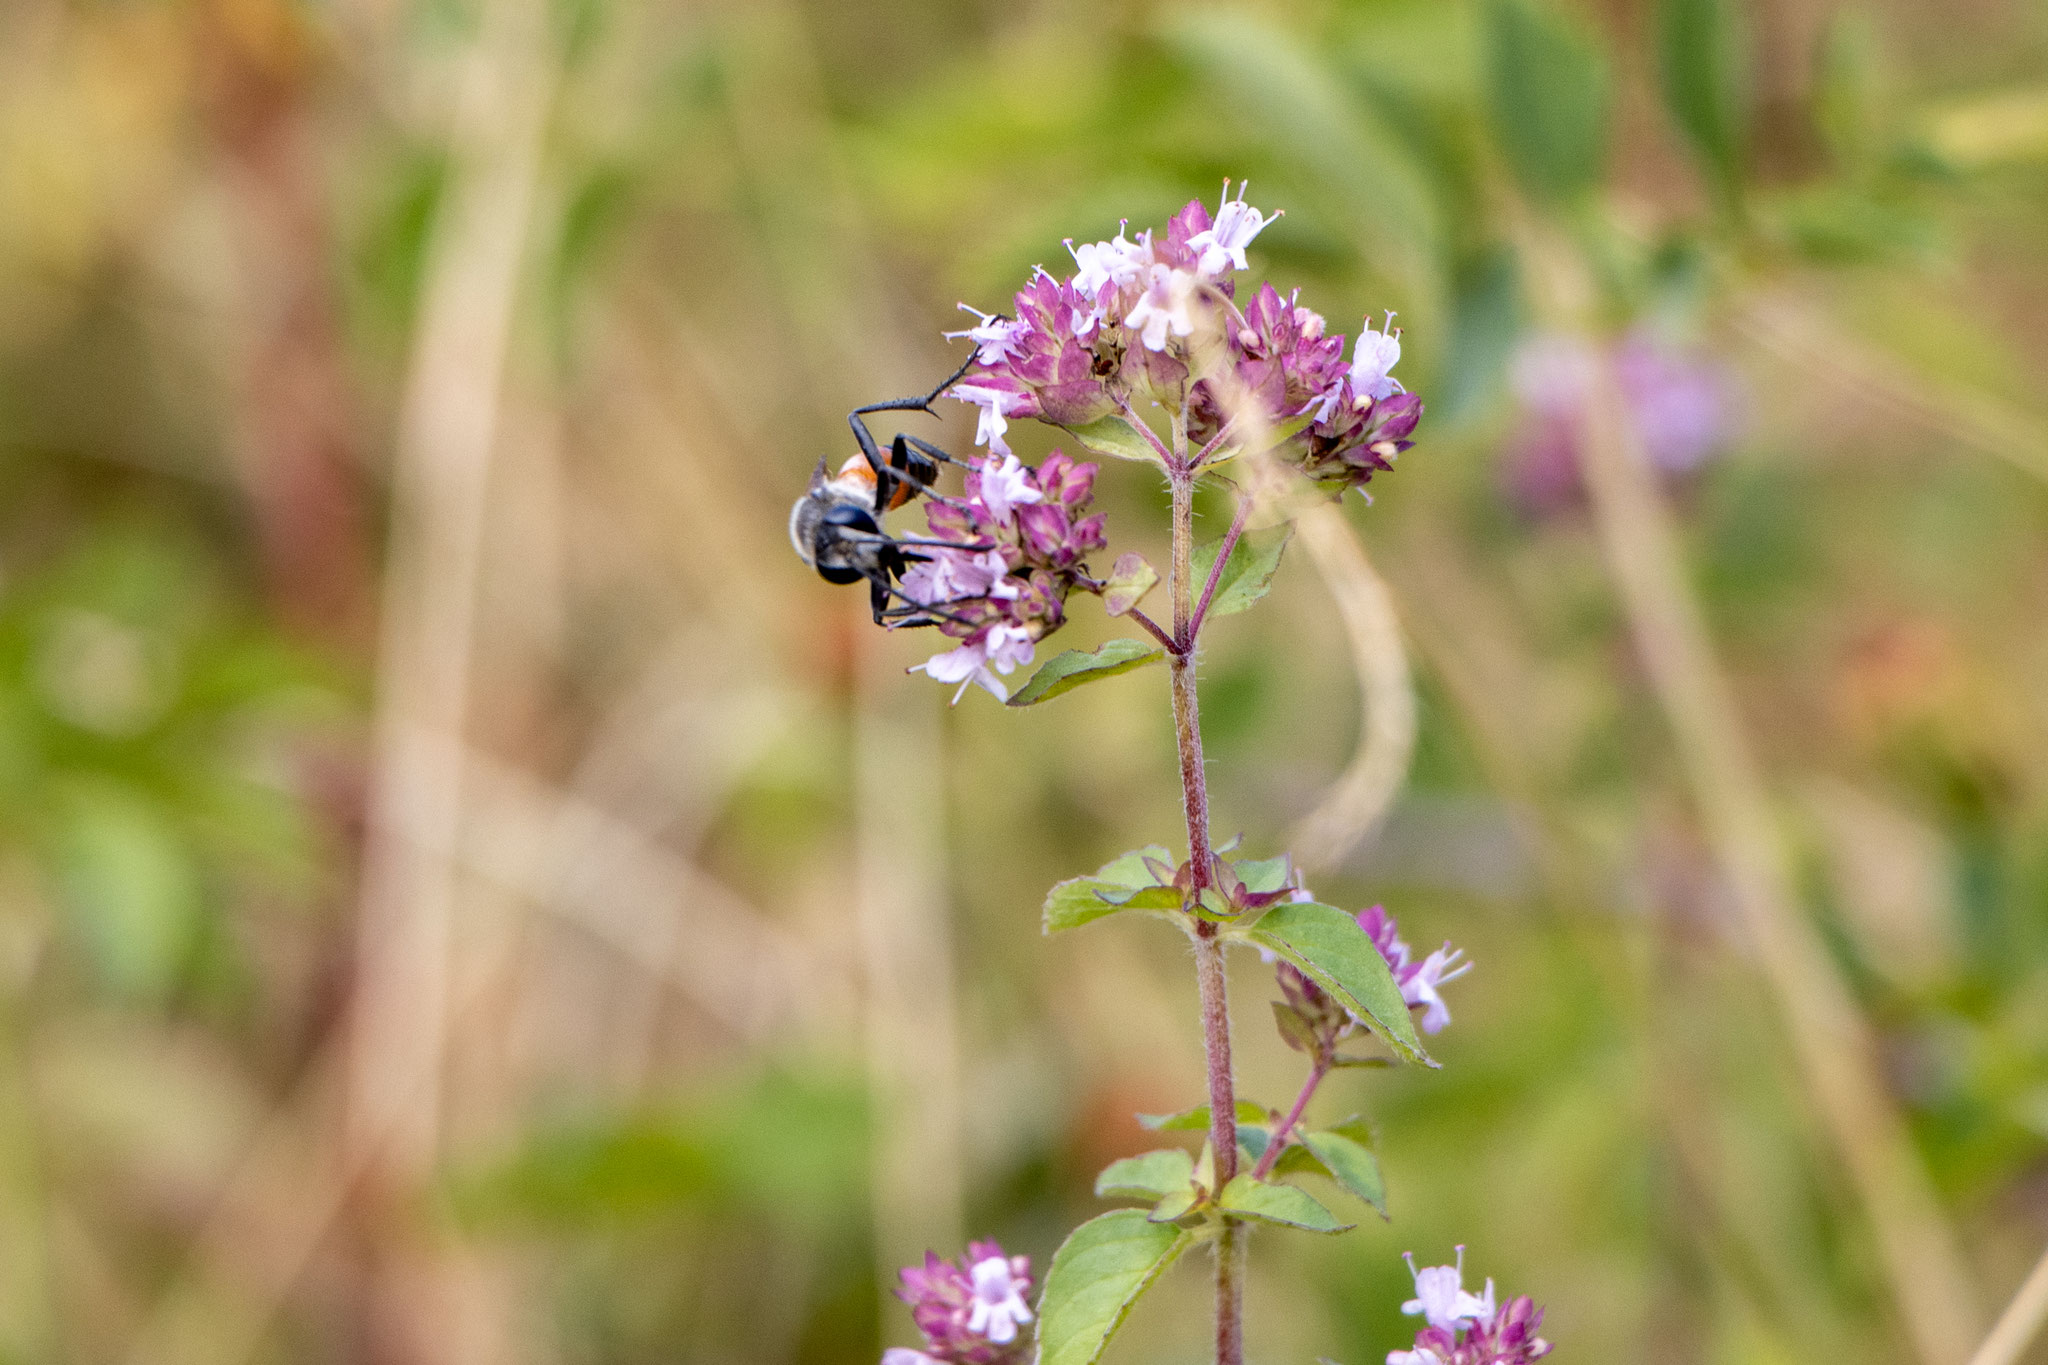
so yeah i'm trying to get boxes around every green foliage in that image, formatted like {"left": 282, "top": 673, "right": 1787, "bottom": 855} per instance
{"left": 1216, "top": 1174, "right": 1352, "bottom": 1232}
{"left": 1042, "top": 846, "right": 1181, "bottom": 932}
{"left": 1300, "top": 1122, "right": 1390, "bottom": 1219}
{"left": 1242, "top": 902, "right": 1432, "bottom": 1065}
{"left": 1483, "top": 0, "right": 1612, "bottom": 202}
{"left": 1657, "top": 0, "right": 1750, "bottom": 194}
{"left": 1007, "top": 639, "right": 1165, "bottom": 707}
{"left": 1036, "top": 1211, "right": 1193, "bottom": 1365}
{"left": 1101, "top": 553, "right": 1160, "bottom": 618}
{"left": 1190, "top": 524, "right": 1294, "bottom": 619}
{"left": 1062, "top": 414, "right": 1164, "bottom": 464}
{"left": 1136, "top": 1099, "right": 1271, "bottom": 1131}
{"left": 457, "top": 1071, "right": 869, "bottom": 1228}
{"left": 1094, "top": 1148, "right": 1195, "bottom": 1200}
{"left": 1272, "top": 999, "right": 1322, "bottom": 1054}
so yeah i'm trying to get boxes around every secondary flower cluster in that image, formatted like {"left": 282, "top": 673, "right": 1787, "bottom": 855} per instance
{"left": 902, "top": 451, "right": 1107, "bottom": 702}
{"left": 947, "top": 183, "right": 1423, "bottom": 497}
{"left": 1389, "top": 1249, "right": 1551, "bottom": 1365}
{"left": 884, "top": 1242, "right": 1035, "bottom": 1365}
{"left": 1502, "top": 328, "right": 1734, "bottom": 516}
{"left": 1273, "top": 900, "right": 1471, "bottom": 1046}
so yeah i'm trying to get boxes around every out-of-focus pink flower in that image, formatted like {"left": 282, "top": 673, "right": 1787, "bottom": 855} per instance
{"left": 1503, "top": 328, "right": 1736, "bottom": 516}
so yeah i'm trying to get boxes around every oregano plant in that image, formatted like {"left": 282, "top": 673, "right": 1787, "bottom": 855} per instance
{"left": 804, "top": 185, "right": 1554, "bottom": 1365}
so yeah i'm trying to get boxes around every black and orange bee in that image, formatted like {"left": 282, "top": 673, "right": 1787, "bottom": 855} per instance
{"left": 788, "top": 347, "right": 990, "bottom": 626}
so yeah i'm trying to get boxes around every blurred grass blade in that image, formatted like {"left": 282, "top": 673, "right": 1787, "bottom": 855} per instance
{"left": 1160, "top": 8, "right": 1439, "bottom": 266}
{"left": 1658, "top": 0, "right": 1750, "bottom": 194}
{"left": 1484, "top": 0, "right": 1612, "bottom": 202}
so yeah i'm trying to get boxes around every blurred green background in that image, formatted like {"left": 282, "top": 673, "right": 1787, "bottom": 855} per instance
{"left": 0, "top": 0, "right": 2045, "bottom": 1362}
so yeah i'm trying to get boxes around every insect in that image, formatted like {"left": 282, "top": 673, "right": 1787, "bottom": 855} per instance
{"left": 789, "top": 347, "right": 993, "bottom": 626}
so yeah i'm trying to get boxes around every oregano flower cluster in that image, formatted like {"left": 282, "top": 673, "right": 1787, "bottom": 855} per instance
{"left": 830, "top": 184, "right": 1553, "bottom": 1365}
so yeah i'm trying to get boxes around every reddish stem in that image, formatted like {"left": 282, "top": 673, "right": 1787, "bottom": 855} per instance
{"left": 1185, "top": 495, "right": 1252, "bottom": 651}
{"left": 1127, "top": 606, "right": 1178, "bottom": 656}
{"left": 1250, "top": 1051, "right": 1331, "bottom": 1182}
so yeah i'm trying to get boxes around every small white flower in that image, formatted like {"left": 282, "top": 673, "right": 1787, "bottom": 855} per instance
{"left": 1124, "top": 265, "right": 1198, "bottom": 352}
{"left": 1403, "top": 945, "right": 1471, "bottom": 1036}
{"left": 899, "top": 547, "right": 1008, "bottom": 606}
{"left": 1067, "top": 227, "right": 1148, "bottom": 296}
{"left": 974, "top": 453, "right": 1043, "bottom": 523}
{"left": 951, "top": 383, "right": 1021, "bottom": 455}
{"left": 911, "top": 625, "right": 1036, "bottom": 704}
{"left": 1386, "top": 1351, "right": 1445, "bottom": 1365}
{"left": 966, "top": 1254, "right": 1035, "bottom": 1345}
{"left": 1188, "top": 180, "right": 1279, "bottom": 276}
{"left": 944, "top": 305, "right": 1030, "bottom": 366}
{"left": 1350, "top": 312, "right": 1404, "bottom": 403}
{"left": 881, "top": 1352, "right": 943, "bottom": 1365}
{"left": 1402, "top": 1248, "right": 1494, "bottom": 1332}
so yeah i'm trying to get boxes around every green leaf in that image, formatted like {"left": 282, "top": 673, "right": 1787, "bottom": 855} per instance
{"left": 1062, "top": 414, "right": 1165, "bottom": 464}
{"left": 1302, "top": 1128, "right": 1389, "bottom": 1219}
{"left": 1095, "top": 1149, "right": 1194, "bottom": 1200}
{"left": 1042, "top": 845, "right": 1176, "bottom": 934}
{"left": 1037, "top": 1211, "right": 1193, "bottom": 1365}
{"left": 1007, "top": 638, "right": 1164, "bottom": 708}
{"left": 1659, "top": 0, "right": 1749, "bottom": 192}
{"left": 1242, "top": 903, "right": 1433, "bottom": 1065}
{"left": 1236, "top": 1124, "right": 1272, "bottom": 1162}
{"left": 1272, "top": 1000, "right": 1321, "bottom": 1054}
{"left": 1149, "top": 1187, "right": 1201, "bottom": 1222}
{"left": 1331, "top": 1055, "right": 1397, "bottom": 1070}
{"left": 1137, "top": 1100, "right": 1270, "bottom": 1131}
{"left": 1233, "top": 854, "right": 1292, "bottom": 895}
{"left": 1102, "top": 553, "right": 1160, "bottom": 618}
{"left": 1190, "top": 524, "right": 1294, "bottom": 619}
{"left": 1216, "top": 1176, "right": 1353, "bottom": 1233}
{"left": 1484, "top": 0, "right": 1612, "bottom": 202}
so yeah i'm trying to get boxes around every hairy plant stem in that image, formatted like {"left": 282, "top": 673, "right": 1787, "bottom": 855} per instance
{"left": 1167, "top": 411, "right": 1243, "bottom": 1365}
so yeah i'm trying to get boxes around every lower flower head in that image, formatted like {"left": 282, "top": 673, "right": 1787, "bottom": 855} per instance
{"left": 1389, "top": 1251, "right": 1551, "bottom": 1365}
{"left": 892, "top": 1242, "right": 1036, "bottom": 1365}
{"left": 905, "top": 451, "right": 1107, "bottom": 703}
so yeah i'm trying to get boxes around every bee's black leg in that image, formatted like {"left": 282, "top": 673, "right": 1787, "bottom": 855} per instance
{"left": 849, "top": 346, "right": 987, "bottom": 507}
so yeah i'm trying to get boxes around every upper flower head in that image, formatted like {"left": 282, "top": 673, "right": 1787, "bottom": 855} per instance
{"left": 892, "top": 1241, "right": 1036, "bottom": 1365}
